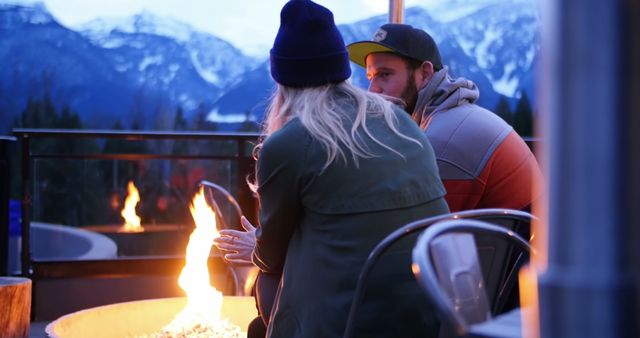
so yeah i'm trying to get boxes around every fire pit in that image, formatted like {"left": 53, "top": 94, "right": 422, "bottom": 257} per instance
{"left": 45, "top": 186, "right": 259, "bottom": 337}
{"left": 82, "top": 224, "right": 190, "bottom": 256}
{"left": 84, "top": 181, "right": 191, "bottom": 256}
{"left": 45, "top": 296, "right": 257, "bottom": 338}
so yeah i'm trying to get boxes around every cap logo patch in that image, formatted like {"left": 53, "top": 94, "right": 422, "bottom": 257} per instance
{"left": 372, "top": 28, "right": 387, "bottom": 42}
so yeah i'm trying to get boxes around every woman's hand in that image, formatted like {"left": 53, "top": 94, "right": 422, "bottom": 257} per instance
{"left": 213, "top": 216, "right": 257, "bottom": 265}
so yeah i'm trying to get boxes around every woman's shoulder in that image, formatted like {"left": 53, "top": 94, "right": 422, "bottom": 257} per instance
{"left": 263, "top": 118, "right": 308, "bottom": 149}
{"left": 260, "top": 118, "right": 315, "bottom": 162}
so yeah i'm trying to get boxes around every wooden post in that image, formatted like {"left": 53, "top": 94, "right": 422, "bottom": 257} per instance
{"left": 0, "top": 277, "right": 31, "bottom": 338}
{"left": 388, "top": 0, "right": 404, "bottom": 23}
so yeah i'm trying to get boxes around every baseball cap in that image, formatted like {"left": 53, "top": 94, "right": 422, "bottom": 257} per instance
{"left": 347, "top": 23, "right": 443, "bottom": 70}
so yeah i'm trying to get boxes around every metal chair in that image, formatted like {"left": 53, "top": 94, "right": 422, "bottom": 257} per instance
{"left": 342, "top": 208, "right": 534, "bottom": 338}
{"left": 411, "top": 219, "right": 532, "bottom": 337}
{"left": 199, "top": 180, "right": 258, "bottom": 296}
{"left": 199, "top": 180, "right": 243, "bottom": 231}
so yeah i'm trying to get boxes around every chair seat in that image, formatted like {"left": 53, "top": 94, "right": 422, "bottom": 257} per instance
{"left": 467, "top": 307, "right": 523, "bottom": 338}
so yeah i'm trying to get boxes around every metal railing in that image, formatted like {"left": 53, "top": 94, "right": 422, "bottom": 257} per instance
{"left": 12, "top": 128, "right": 260, "bottom": 286}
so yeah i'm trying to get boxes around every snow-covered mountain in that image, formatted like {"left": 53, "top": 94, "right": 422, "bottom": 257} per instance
{"left": 423, "top": 0, "right": 531, "bottom": 22}
{"left": 214, "top": 2, "right": 539, "bottom": 122}
{"left": 0, "top": 3, "right": 139, "bottom": 128}
{"left": 76, "top": 11, "right": 259, "bottom": 115}
{"left": 0, "top": 3, "right": 262, "bottom": 129}
{"left": 0, "top": 0, "right": 539, "bottom": 132}
{"left": 79, "top": 11, "right": 258, "bottom": 90}
{"left": 444, "top": 1, "right": 539, "bottom": 97}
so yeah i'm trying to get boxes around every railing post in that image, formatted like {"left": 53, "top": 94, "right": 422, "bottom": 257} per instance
{"left": 236, "top": 139, "right": 258, "bottom": 225}
{"left": 20, "top": 134, "right": 31, "bottom": 277}
{"left": 0, "top": 136, "right": 16, "bottom": 276}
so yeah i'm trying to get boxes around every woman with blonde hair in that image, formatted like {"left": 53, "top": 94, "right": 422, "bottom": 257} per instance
{"left": 215, "top": 1, "right": 449, "bottom": 337}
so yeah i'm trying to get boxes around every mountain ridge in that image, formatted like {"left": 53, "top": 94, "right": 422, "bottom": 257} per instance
{"left": 0, "top": 1, "right": 538, "bottom": 132}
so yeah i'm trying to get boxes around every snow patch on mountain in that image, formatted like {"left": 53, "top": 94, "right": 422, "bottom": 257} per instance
{"left": 207, "top": 108, "right": 248, "bottom": 124}
{"left": 189, "top": 50, "right": 220, "bottom": 85}
{"left": 493, "top": 61, "right": 519, "bottom": 96}
{"left": 78, "top": 12, "right": 258, "bottom": 89}
{"left": 429, "top": 3, "right": 493, "bottom": 22}
{"left": 138, "top": 54, "right": 163, "bottom": 71}
{"left": 78, "top": 11, "right": 192, "bottom": 42}
{"left": 475, "top": 26, "right": 500, "bottom": 69}
{"left": 0, "top": 2, "right": 53, "bottom": 26}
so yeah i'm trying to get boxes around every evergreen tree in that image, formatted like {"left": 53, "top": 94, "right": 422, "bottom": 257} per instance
{"left": 12, "top": 99, "right": 103, "bottom": 226}
{"left": 100, "top": 120, "right": 151, "bottom": 225}
{"left": 10, "top": 95, "right": 57, "bottom": 199}
{"left": 58, "top": 106, "right": 83, "bottom": 129}
{"left": 238, "top": 109, "right": 259, "bottom": 132}
{"left": 513, "top": 90, "right": 534, "bottom": 137}
{"left": 173, "top": 106, "right": 187, "bottom": 131}
{"left": 192, "top": 104, "right": 217, "bottom": 131}
{"left": 129, "top": 88, "right": 148, "bottom": 129}
{"left": 171, "top": 106, "right": 190, "bottom": 155}
{"left": 19, "top": 96, "right": 56, "bottom": 128}
{"left": 494, "top": 96, "right": 513, "bottom": 126}
{"left": 167, "top": 106, "right": 191, "bottom": 225}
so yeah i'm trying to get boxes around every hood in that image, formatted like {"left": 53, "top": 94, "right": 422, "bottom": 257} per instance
{"left": 412, "top": 67, "right": 480, "bottom": 129}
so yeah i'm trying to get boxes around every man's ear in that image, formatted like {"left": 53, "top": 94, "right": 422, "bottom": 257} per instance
{"left": 416, "top": 61, "right": 435, "bottom": 88}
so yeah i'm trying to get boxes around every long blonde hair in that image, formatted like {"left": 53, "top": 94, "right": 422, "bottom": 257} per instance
{"left": 258, "top": 81, "right": 422, "bottom": 170}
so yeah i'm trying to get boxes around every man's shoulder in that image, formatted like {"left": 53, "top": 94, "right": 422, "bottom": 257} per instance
{"left": 426, "top": 103, "right": 516, "bottom": 178}
{"left": 427, "top": 103, "right": 511, "bottom": 141}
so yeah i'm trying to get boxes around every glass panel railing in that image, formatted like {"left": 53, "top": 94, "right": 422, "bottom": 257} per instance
{"left": 12, "top": 129, "right": 259, "bottom": 282}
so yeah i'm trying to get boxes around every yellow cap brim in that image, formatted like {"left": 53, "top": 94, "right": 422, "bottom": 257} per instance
{"left": 346, "top": 41, "right": 395, "bottom": 68}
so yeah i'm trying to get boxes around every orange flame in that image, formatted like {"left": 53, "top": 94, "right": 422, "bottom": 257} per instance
{"left": 119, "top": 181, "right": 143, "bottom": 233}
{"left": 161, "top": 187, "right": 241, "bottom": 335}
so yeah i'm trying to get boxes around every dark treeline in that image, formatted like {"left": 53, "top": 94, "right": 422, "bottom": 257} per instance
{"left": 494, "top": 90, "right": 535, "bottom": 137}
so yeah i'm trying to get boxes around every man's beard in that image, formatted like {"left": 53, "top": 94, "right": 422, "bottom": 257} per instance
{"left": 400, "top": 70, "right": 419, "bottom": 113}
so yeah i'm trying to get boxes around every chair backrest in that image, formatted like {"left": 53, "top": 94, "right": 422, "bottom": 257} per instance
{"left": 430, "top": 232, "right": 491, "bottom": 327}
{"left": 342, "top": 208, "right": 534, "bottom": 338}
{"left": 198, "top": 180, "right": 257, "bottom": 296}
{"left": 199, "top": 180, "right": 243, "bottom": 230}
{"left": 411, "top": 219, "right": 532, "bottom": 337}
{"left": 466, "top": 214, "right": 531, "bottom": 314}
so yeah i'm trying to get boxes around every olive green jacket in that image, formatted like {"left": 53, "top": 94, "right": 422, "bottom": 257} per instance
{"left": 253, "top": 102, "right": 448, "bottom": 338}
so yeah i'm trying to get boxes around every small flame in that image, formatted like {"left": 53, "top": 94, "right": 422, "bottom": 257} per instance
{"left": 160, "top": 187, "right": 239, "bottom": 335}
{"left": 120, "top": 181, "right": 143, "bottom": 233}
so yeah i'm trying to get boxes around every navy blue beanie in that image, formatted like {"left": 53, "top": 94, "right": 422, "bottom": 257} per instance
{"left": 270, "top": 0, "right": 351, "bottom": 87}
